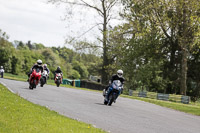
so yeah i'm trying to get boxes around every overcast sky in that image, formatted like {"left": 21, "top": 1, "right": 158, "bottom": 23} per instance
{"left": 0, "top": 0, "right": 99, "bottom": 47}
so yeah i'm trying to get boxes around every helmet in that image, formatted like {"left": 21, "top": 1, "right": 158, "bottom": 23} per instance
{"left": 44, "top": 64, "right": 47, "bottom": 69}
{"left": 0, "top": 66, "right": 3, "bottom": 69}
{"left": 37, "top": 59, "right": 42, "bottom": 65}
{"left": 117, "top": 69, "right": 123, "bottom": 78}
{"left": 57, "top": 66, "right": 61, "bottom": 71}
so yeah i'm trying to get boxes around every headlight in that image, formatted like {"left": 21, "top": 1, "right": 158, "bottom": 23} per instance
{"left": 113, "top": 84, "right": 116, "bottom": 89}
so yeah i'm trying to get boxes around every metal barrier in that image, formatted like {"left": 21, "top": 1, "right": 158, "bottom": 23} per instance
{"left": 157, "top": 93, "right": 169, "bottom": 101}
{"left": 181, "top": 96, "right": 190, "bottom": 104}
{"left": 138, "top": 91, "right": 147, "bottom": 98}
{"left": 129, "top": 90, "right": 190, "bottom": 104}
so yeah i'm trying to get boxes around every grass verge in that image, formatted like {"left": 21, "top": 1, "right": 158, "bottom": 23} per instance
{"left": 121, "top": 95, "right": 200, "bottom": 116}
{"left": 0, "top": 84, "right": 106, "bottom": 133}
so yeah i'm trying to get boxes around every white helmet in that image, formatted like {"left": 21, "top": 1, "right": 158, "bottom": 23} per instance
{"left": 117, "top": 69, "right": 123, "bottom": 78}
{"left": 0, "top": 66, "right": 3, "bottom": 69}
{"left": 44, "top": 64, "right": 47, "bottom": 68}
{"left": 37, "top": 59, "right": 42, "bottom": 65}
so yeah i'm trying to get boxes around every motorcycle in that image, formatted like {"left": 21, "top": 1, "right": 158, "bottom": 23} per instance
{"left": 55, "top": 73, "right": 62, "bottom": 87}
{"left": 40, "top": 70, "right": 48, "bottom": 87}
{"left": 29, "top": 68, "right": 42, "bottom": 89}
{"left": 104, "top": 80, "right": 122, "bottom": 106}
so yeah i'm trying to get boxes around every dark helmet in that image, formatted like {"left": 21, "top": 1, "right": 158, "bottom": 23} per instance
{"left": 37, "top": 59, "right": 42, "bottom": 65}
{"left": 57, "top": 66, "right": 61, "bottom": 71}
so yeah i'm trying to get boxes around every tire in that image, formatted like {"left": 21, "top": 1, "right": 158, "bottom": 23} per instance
{"left": 56, "top": 80, "right": 60, "bottom": 87}
{"left": 33, "top": 80, "right": 37, "bottom": 88}
{"left": 29, "top": 85, "right": 33, "bottom": 90}
{"left": 40, "top": 78, "right": 44, "bottom": 87}
{"left": 29, "top": 79, "right": 34, "bottom": 90}
{"left": 108, "top": 93, "right": 114, "bottom": 106}
{"left": 104, "top": 99, "right": 108, "bottom": 105}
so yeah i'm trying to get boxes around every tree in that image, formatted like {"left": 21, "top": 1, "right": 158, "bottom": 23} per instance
{"left": 48, "top": 0, "right": 122, "bottom": 84}
{"left": 72, "top": 61, "right": 89, "bottom": 79}
{"left": 0, "top": 29, "right": 17, "bottom": 72}
{"left": 121, "top": 0, "right": 200, "bottom": 95}
{"left": 34, "top": 43, "right": 45, "bottom": 50}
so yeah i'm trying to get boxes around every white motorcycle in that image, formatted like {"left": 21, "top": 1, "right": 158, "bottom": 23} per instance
{"left": 40, "top": 70, "right": 48, "bottom": 87}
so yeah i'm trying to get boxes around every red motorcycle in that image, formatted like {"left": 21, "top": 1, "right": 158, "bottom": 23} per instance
{"left": 55, "top": 73, "right": 62, "bottom": 87}
{"left": 29, "top": 68, "right": 42, "bottom": 89}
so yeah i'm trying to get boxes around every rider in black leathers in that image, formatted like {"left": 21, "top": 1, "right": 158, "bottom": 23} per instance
{"left": 43, "top": 64, "right": 50, "bottom": 83}
{"left": 54, "top": 66, "right": 63, "bottom": 82}
{"left": 104, "top": 70, "right": 125, "bottom": 100}
{"left": 43, "top": 64, "right": 50, "bottom": 75}
{"left": 27, "top": 59, "right": 44, "bottom": 81}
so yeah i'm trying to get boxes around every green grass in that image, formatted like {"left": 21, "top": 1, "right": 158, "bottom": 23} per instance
{"left": 121, "top": 95, "right": 200, "bottom": 116}
{"left": 0, "top": 84, "right": 106, "bottom": 133}
{"left": 4, "top": 73, "right": 27, "bottom": 82}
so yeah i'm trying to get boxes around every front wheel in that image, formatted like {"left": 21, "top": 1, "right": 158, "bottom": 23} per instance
{"left": 104, "top": 99, "right": 108, "bottom": 105}
{"left": 33, "top": 80, "right": 37, "bottom": 88}
{"left": 56, "top": 79, "right": 60, "bottom": 87}
{"left": 40, "top": 78, "right": 45, "bottom": 87}
{"left": 108, "top": 93, "right": 114, "bottom": 106}
{"left": 29, "top": 78, "right": 34, "bottom": 90}
{"left": 29, "top": 85, "right": 33, "bottom": 89}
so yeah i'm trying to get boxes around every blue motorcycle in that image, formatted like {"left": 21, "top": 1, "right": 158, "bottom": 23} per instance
{"left": 104, "top": 80, "right": 122, "bottom": 106}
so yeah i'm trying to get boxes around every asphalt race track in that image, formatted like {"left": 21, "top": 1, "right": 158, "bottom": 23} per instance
{"left": 1, "top": 78, "right": 200, "bottom": 133}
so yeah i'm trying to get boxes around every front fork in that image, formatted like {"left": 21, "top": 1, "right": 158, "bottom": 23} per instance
{"left": 105, "top": 87, "right": 121, "bottom": 101}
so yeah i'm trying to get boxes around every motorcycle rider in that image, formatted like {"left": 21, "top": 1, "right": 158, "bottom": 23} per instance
{"left": 104, "top": 69, "right": 125, "bottom": 101}
{"left": 54, "top": 66, "right": 63, "bottom": 83}
{"left": 43, "top": 64, "right": 50, "bottom": 83}
{"left": 0, "top": 66, "right": 5, "bottom": 78}
{"left": 27, "top": 59, "right": 44, "bottom": 82}
{"left": 43, "top": 64, "right": 50, "bottom": 76}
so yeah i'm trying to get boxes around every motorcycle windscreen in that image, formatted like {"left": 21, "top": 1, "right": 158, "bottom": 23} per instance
{"left": 112, "top": 80, "right": 122, "bottom": 90}
{"left": 36, "top": 68, "right": 41, "bottom": 73}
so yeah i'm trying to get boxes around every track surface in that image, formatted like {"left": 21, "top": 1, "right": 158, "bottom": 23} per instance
{"left": 1, "top": 78, "right": 200, "bottom": 133}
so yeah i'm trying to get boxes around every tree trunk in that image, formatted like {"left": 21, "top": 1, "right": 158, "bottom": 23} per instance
{"left": 180, "top": 45, "right": 188, "bottom": 95}
{"left": 179, "top": 1, "right": 188, "bottom": 96}
{"left": 101, "top": 1, "right": 109, "bottom": 85}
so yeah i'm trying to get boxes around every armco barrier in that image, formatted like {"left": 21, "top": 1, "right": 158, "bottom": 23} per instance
{"left": 181, "top": 96, "right": 190, "bottom": 104}
{"left": 129, "top": 90, "right": 190, "bottom": 104}
{"left": 138, "top": 91, "right": 147, "bottom": 98}
{"left": 129, "top": 90, "right": 133, "bottom": 96}
{"left": 157, "top": 93, "right": 169, "bottom": 101}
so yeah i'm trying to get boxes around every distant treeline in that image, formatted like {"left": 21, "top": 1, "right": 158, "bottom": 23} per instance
{"left": 0, "top": 29, "right": 102, "bottom": 81}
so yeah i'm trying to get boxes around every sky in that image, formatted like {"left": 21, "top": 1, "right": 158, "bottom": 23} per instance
{"left": 0, "top": 0, "right": 99, "bottom": 47}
